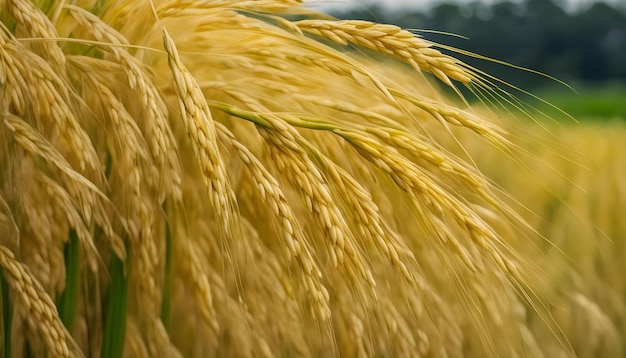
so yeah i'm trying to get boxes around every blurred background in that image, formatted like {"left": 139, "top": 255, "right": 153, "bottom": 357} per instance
{"left": 307, "top": 0, "right": 626, "bottom": 121}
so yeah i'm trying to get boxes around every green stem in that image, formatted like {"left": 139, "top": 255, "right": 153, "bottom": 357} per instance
{"left": 101, "top": 239, "right": 129, "bottom": 358}
{"left": 58, "top": 229, "right": 80, "bottom": 332}
{"left": 161, "top": 203, "right": 173, "bottom": 329}
{"left": 1, "top": 268, "right": 12, "bottom": 358}
{"left": 210, "top": 102, "right": 339, "bottom": 131}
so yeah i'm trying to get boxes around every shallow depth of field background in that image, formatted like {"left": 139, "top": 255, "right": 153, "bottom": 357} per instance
{"left": 324, "top": 0, "right": 626, "bottom": 121}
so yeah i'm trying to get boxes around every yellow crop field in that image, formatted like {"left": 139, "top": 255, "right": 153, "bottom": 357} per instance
{"left": 0, "top": 0, "right": 622, "bottom": 356}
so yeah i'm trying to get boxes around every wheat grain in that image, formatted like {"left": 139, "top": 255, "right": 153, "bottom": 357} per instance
{"left": 332, "top": 127, "right": 516, "bottom": 271}
{"left": 257, "top": 122, "right": 374, "bottom": 286}
{"left": 14, "top": 170, "right": 56, "bottom": 290}
{"left": 365, "top": 126, "right": 494, "bottom": 196}
{"left": 216, "top": 108, "right": 504, "bottom": 273}
{"left": 216, "top": 122, "right": 331, "bottom": 319}
{"left": 205, "top": 269, "right": 257, "bottom": 357}
{"left": 234, "top": 217, "right": 316, "bottom": 357}
{"left": 64, "top": 7, "right": 183, "bottom": 202}
{"left": 124, "top": 319, "right": 150, "bottom": 358}
{"left": 66, "top": 5, "right": 179, "bottom": 172}
{"left": 160, "top": 25, "right": 239, "bottom": 242}
{"left": 134, "top": 202, "right": 162, "bottom": 351}
{"left": 570, "top": 293, "right": 620, "bottom": 356}
{"left": 290, "top": 93, "right": 399, "bottom": 128}
{"left": 68, "top": 55, "right": 148, "bottom": 237}
{"left": 380, "top": 298, "right": 418, "bottom": 356}
{"left": 156, "top": 2, "right": 244, "bottom": 25}
{"left": 0, "top": 1, "right": 610, "bottom": 356}
{"left": 3, "top": 115, "right": 102, "bottom": 211}
{"left": 348, "top": 313, "right": 369, "bottom": 358}
{"left": 295, "top": 19, "right": 474, "bottom": 86}
{"left": 156, "top": 0, "right": 305, "bottom": 18}
{"left": 302, "top": 139, "right": 417, "bottom": 283}
{"left": 64, "top": 53, "right": 180, "bottom": 207}
{"left": 164, "top": 14, "right": 394, "bottom": 99}
{"left": 0, "top": 193, "right": 19, "bottom": 241}
{"left": 0, "top": 33, "right": 99, "bottom": 172}
{"left": 220, "top": 0, "right": 305, "bottom": 12}
{"left": 211, "top": 102, "right": 500, "bottom": 279}
{"left": 39, "top": 174, "right": 99, "bottom": 272}
{"left": 245, "top": 46, "right": 365, "bottom": 86}
{"left": 8, "top": 0, "right": 65, "bottom": 66}
{"left": 150, "top": 319, "right": 183, "bottom": 358}
{"left": 127, "top": 316, "right": 183, "bottom": 358}
{"left": 0, "top": 245, "right": 78, "bottom": 357}
{"left": 3, "top": 114, "right": 125, "bottom": 260}
{"left": 72, "top": 109, "right": 160, "bottom": 355}
{"left": 181, "top": 239, "right": 219, "bottom": 333}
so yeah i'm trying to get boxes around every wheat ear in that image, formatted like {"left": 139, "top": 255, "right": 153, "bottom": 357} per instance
{"left": 3, "top": 115, "right": 125, "bottom": 260}
{"left": 0, "top": 32, "right": 99, "bottom": 172}
{"left": 65, "top": 5, "right": 177, "bottom": 165}
{"left": 160, "top": 26, "right": 239, "bottom": 241}
{"left": 295, "top": 19, "right": 474, "bottom": 86}
{"left": 216, "top": 122, "right": 331, "bottom": 320}
{"left": 7, "top": 0, "right": 65, "bottom": 66}
{"left": 0, "top": 245, "right": 79, "bottom": 357}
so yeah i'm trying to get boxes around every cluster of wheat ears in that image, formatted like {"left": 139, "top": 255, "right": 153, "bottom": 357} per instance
{"left": 0, "top": 0, "right": 624, "bottom": 356}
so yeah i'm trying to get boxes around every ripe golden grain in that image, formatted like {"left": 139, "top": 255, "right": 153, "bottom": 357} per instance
{"left": 295, "top": 19, "right": 474, "bottom": 86}
{"left": 180, "top": 239, "right": 219, "bottom": 333}
{"left": 570, "top": 293, "right": 620, "bottom": 356}
{"left": 0, "top": 34, "right": 99, "bottom": 172}
{"left": 124, "top": 319, "right": 149, "bottom": 357}
{"left": 0, "top": 245, "right": 77, "bottom": 358}
{"left": 3, "top": 114, "right": 125, "bottom": 260}
{"left": 216, "top": 122, "right": 331, "bottom": 319}
{"left": 7, "top": 0, "right": 65, "bottom": 66}
{"left": 160, "top": 25, "right": 239, "bottom": 242}
{"left": 392, "top": 90, "right": 508, "bottom": 145}
{"left": 303, "top": 137, "right": 417, "bottom": 282}
{"left": 39, "top": 174, "right": 99, "bottom": 272}
{"left": 258, "top": 121, "right": 374, "bottom": 286}
{"left": 66, "top": 5, "right": 178, "bottom": 166}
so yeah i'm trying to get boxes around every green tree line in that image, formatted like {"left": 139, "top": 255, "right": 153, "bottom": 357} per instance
{"left": 332, "top": 0, "right": 626, "bottom": 90}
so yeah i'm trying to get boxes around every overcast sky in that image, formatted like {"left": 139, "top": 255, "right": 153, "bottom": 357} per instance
{"left": 305, "top": 0, "right": 624, "bottom": 13}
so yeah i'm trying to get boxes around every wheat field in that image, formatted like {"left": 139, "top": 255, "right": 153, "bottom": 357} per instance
{"left": 0, "top": 0, "right": 623, "bottom": 357}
